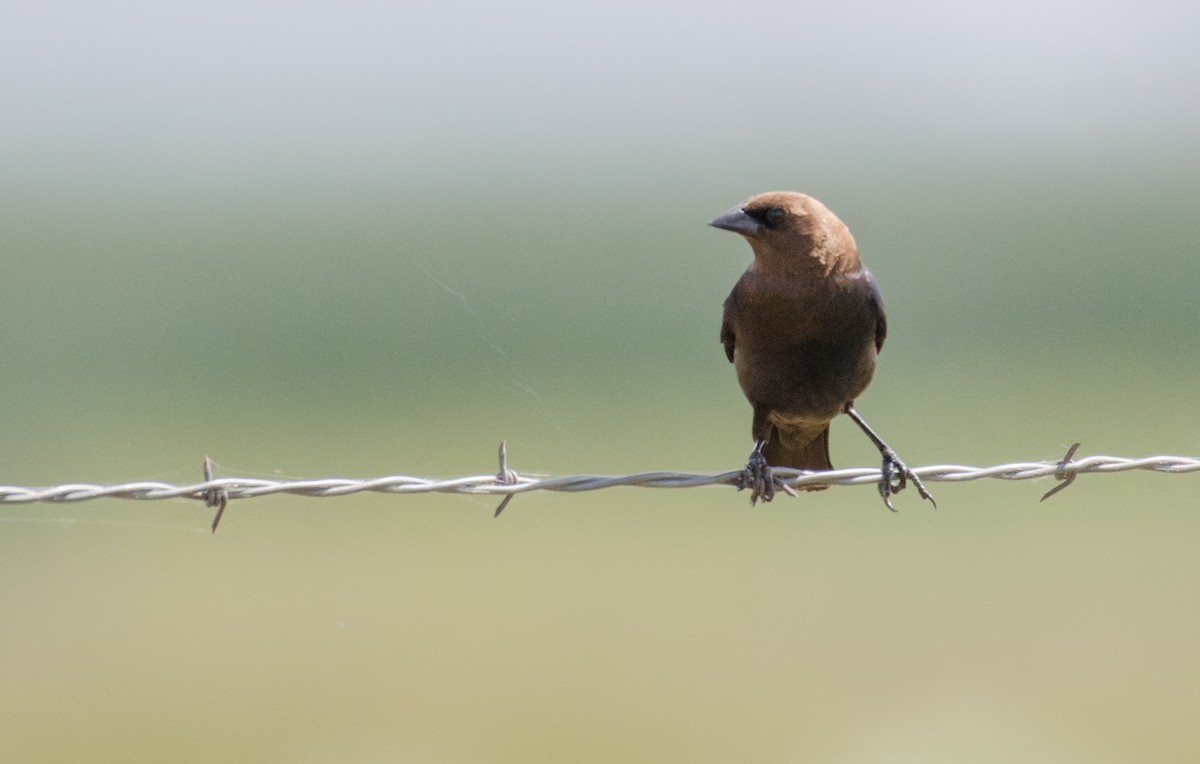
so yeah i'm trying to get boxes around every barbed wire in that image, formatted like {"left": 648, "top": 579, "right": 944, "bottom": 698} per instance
{"left": 1, "top": 442, "right": 1197, "bottom": 532}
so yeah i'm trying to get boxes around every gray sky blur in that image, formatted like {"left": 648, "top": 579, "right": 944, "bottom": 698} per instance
{"left": 4, "top": 0, "right": 1199, "bottom": 195}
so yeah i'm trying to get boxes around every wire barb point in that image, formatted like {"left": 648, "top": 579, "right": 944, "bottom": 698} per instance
{"left": 493, "top": 440, "right": 519, "bottom": 517}
{"left": 1040, "top": 442, "right": 1082, "bottom": 502}
{"left": 203, "top": 457, "right": 229, "bottom": 533}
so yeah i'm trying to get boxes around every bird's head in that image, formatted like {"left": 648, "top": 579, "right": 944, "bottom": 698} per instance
{"left": 709, "top": 191, "right": 859, "bottom": 275}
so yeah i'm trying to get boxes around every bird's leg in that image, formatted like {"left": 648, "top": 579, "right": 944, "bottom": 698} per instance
{"left": 739, "top": 438, "right": 775, "bottom": 505}
{"left": 739, "top": 408, "right": 777, "bottom": 504}
{"left": 843, "top": 404, "right": 936, "bottom": 511}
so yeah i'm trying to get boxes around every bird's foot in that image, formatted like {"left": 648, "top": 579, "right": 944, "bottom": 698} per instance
{"left": 877, "top": 447, "right": 936, "bottom": 511}
{"left": 739, "top": 450, "right": 775, "bottom": 505}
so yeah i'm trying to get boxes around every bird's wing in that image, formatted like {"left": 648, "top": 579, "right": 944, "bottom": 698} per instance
{"left": 865, "top": 269, "right": 887, "bottom": 353}
{"left": 720, "top": 293, "right": 737, "bottom": 363}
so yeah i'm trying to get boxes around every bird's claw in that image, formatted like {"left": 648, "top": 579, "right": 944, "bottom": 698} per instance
{"left": 739, "top": 450, "right": 775, "bottom": 505}
{"left": 878, "top": 448, "right": 936, "bottom": 511}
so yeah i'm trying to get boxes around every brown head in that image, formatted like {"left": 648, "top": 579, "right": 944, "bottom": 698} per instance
{"left": 709, "top": 191, "right": 860, "bottom": 276}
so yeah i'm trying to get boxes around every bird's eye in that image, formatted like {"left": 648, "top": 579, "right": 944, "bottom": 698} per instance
{"left": 764, "top": 207, "right": 785, "bottom": 227}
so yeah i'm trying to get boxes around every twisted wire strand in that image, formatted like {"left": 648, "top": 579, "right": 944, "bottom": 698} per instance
{"left": 1, "top": 453, "right": 1196, "bottom": 505}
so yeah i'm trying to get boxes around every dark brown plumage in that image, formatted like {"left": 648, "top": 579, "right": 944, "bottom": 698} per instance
{"left": 711, "top": 191, "right": 933, "bottom": 508}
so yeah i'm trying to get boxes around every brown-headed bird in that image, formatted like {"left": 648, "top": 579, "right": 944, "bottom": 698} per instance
{"left": 711, "top": 191, "right": 934, "bottom": 509}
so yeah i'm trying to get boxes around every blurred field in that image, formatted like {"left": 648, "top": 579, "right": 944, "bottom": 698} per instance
{"left": 3, "top": 3, "right": 1200, "bottom": 762}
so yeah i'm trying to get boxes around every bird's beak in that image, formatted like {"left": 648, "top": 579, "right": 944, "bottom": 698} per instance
{"left": 709, "top": 206, "right": 760, "bottom": 236}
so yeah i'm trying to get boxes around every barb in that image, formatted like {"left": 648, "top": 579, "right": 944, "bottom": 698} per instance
{"left": 493, "top": 440, "right": 519, "bottom": 517}
{"left": 1, "top": 450, "right": 1197, "bottom": 513}
{"left": 202, "top": 457, "right": 229, "bottom": 533}
{"left": 1040, "top": 442, "right": 1081, "bottom": 502}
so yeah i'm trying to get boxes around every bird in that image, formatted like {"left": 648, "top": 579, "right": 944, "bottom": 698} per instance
{"left": 710, "top": 191, "right": 934, "bottom": 510}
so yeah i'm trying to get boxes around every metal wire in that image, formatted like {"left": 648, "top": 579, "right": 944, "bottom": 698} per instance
{"left": 1, "top": 447, "right": 1196, "bottom": 508}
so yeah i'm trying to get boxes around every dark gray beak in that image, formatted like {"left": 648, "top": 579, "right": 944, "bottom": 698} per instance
{"left": 708, "top": 206, "right": 760, "bottom": 236}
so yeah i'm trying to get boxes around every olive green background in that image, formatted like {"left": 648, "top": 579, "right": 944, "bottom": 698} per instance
{"left": 2, "top": 3, "right": 1198, "bottom": 762}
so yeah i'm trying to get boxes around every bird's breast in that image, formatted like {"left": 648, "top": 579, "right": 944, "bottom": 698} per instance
{"left": 728, "top": 273, "right": 879, "bottom": 417}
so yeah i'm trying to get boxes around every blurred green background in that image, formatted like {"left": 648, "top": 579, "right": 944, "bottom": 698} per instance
{"left": 2, "top": 2, "right": 1199, "bottom": 762}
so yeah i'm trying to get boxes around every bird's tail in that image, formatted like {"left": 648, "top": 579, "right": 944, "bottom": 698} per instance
{"left": 764, "top": 424, "right": 832, "bottom": 491}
